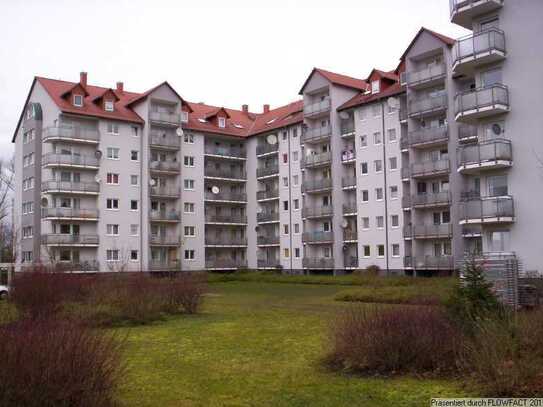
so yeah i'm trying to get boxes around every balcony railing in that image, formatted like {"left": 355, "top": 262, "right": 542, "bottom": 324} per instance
{"left": 340, "top": 120, "right": 355, "bottom": 136}
{"left": 42, "top": 126, "right": 100, "bottom": 143}
{"left": 257, "top": 212, "right": 279, "bottom": 223}
{"left": 403, "top": 63, "right": 446, "bottom": 88}
{"left": 413, "top": 224, "right": 453, "bottom": 239}
{"left": 41, "top": 181, "right": 99, "bottom": 194}
{"left": 149, "top": 235, "right": 181, "bottom": 246}
{"left": 149, "top": 111, "right": 181, "bottom": 125}
{"left": 150, "top": 161, "right": 181, "bottom": 173}
{"left": 452, "top": 28, "right": 506, "bottom": 71}
{"left": 256, "top": 144, "right": 279, "bottom": 156}
{"left": 400, "top": 135, "right": 408, "bottom": 150}
{"left": 41, "top": 208, "right": 99, "bottom": 220}
{"left": 408, "top": 94, "right": 448, "bottom": 118}
{"left": 344, "top": 256, "right": 358, "bottom": 268}
{"left": 412, "top": 192, "right": 451, "bottom": 208}
{"left": 149, "top": 260, "right": 181, "bottom": 271}
{"left": 303, "top": 257, "right": 334, "bottom": 269}
{"left": 42, "top": 153, "right": 99, "bottom": 168}
{"left": 407, "top": 125, "right": 448, "bottom": 147}
{"left": 205, "top": 145, "right": 246, "bottom": 159}
{"left": 399, "top": 106, "right": 408, "bottom": 122}
{"left": 341, "top": 150, "right": 356, "bottom": 162}
{"left": 342, "top": 176, "right": 357, "bottom": 189}
{"left": 257, "top": 189, "right": 279, "bottom": 200}
{"left": 302, "top": 206, "right": 333, "bottom": 218}
{"left": 459, "top": 196, "right": 514, "bottom": 223}
{"left": 343, "top": 230, "right": 358, "bottom": 241}
{"left": 149, "top": 210, "right": 181, "bottom": 222}
{"left": 343, "top": 202, "right": 357, "bottom": 214}
{"left": 304, "top": 98, "right": 331, "bottom": 117}
{"left": 41, "top": 234, "right": 99, "bottom": 246}
{"left": 450, "top": 0, "right": 504, "bottom": 27}
{"left": 53, "top": 261, "right": 101, "bottom": 272}
{"left": 454, "top": 84, "right": 509, "bottom": 120}
{"left": 458, "top": 124, "right": 478, "bottom": 142}
{"left": 303, "top": 231, "right": 334, "bottom": 243}
{"left": 401, "top": 167, "right": 411, "bottom": 180}
{"left": 205, "top": 236, "right": 248, "bottom": 246}
{"left": 204, "top": 191, "right": 247, "bottom": 202}
{"left": 302, "top": 125, "right": 332, "bottom": 143}
{"left": 411, "top": 159, "right": 450, "bottom": 178}
{"left": 302, "top": 152, "right": 332, "bottom": 168}
{"left": 205, "top": 167, "right": 246, "bottom": 180}
{"left": 150, "top": 133, "right": 181, "bottom": 150}
{"left": 205, "top": 214, "right": 247, "bottom": 224}
{"left": 257, "top": 235, "right": 280, "bottom": 245}
{"left": 205, "top": 259, "right": 248, "bottom": 269}
{"left": 302, "top": 178, "right": 332, "bottom": 193}
{"left": 402, "top": 195, "right": 411, "bottom": 209}
{"left": 150, "top": 186, "right": 179, "bottom": 198}
{"left": 257, "top": 259, "right": 281, "bottom": 268}
{"left": 404, "top": 256, "right": 455, "bottom": 270}
{"left": 257, "top": 165, "right": 279, "bottom": 178}
{"left": 457, "top": 139, "right": 512, "bottom": 171}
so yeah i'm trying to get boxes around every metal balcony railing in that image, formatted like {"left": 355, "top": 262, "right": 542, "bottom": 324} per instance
{"left": 412, "top": 191, "right": 451, "bottom": 207}
{"left": 340, "top": 120, "right": 355, "bottom": 136}
{"left": 257, "top": 165, "right": 279, "bottom": 178}
{"left": 150, "top": 186, "right": 179, "bottom": 198}
{"left": 205, "top": 145, "right": 246, "bottom": 159}
{"left": 342, "top": 176, "right": 357, "bottom": 188}
{"left": 204, "top": 191, "right": 247, "bottom": 202}
{"left": 343, "top": 230, "right": 358, "bottom": 241}
{"left": 149, "top": 260, "right": 181, "bottom": 271}
{"left": 457, "top": 139, "right": 512, "bottom": 170}
{"left": 450, "top": 0, "right": 504, "bottom": 18}
{"left": 257, "top": 259, "right": 281, "bottom": 268}
{"left": 205, "top": 214, "right": 247, "bottom": 224}
{"left": 257, "top": 212, "right": 279, "bottom": 223}
{"left": 205, "top": 259, "right": 248, "bottom": 269}
{"left": 303, "top": 231, "right": 334, "bottom": 243}
{"left": 413, "top": 224, "right": 453, "bottom": 239}
{"left": 149, "top": 210, "right": 180, "bottom": 222}
{"left": 402, "top": 195, "right": 411, "bottom": 209}
{"left": 403, "top": 63, "right": 446, "bottom": 88}
{"left": 302, "top": 125, "right": 332, "bottom": 143}
{"left": 458, "top": 124, "right": 478, "bottom": 141}
{"left": 53, "top": 261, "right": 100, "bottom": 272}
{"left": 341, "top": 150, "right": 356, "bottom": 162}
{"left": 302, "top": 206, "right": 333, "bottom": 218}
{"left": 41, "top": 181, "right": 100, "bottom": 194}
{"left": 344, "top": 256, "right": 358, "bottom": 267}
{"left": 41, "top": 208, "right": 99, "bottom": 219}
{"left": 256, "top": 143, "right": 279, "bottom": 156}
{"left": 407, "top": 125, "right": 448, "bottom": 147}
{"left": 302, "top": 152, "right": 332, "bottom": 168}
{"left": 455, "top": 84, "right": 509, "bottom": 117}
{"left": 257, "top": 235, "right": 280, "bottom": 245}
{"left": 343, "top": 202, "right": 358, "bottom": 214}
{"left": 257, "top": 189, "right": 279, "bottom": 200}
{"left": 150, "top": 161, "right": 181, "bottom": 173}
{"left": 452, "top": 28, "right": 506, "bottom": 68}
{"left": 42, "top": 126, "right": 100, "bottom": 143}
{"left": 411, "top": 159, "right": 450, "bottom": 178}
{"left": 459, "top": 196, "right": 514, "bottom": 223}
{"left": 400, "top": 135, "right": 409, "bottom": 150}
{"left": 41, "top": 234, "right": 99, "bottom": 245}
{"left": 303, "top": 98, "right": 331, "bottom": 117}
{"left": 302, "top": 178, "right": 332, "bottom": 193}
{"left": 149, "top": 235, "right": 181, "bottom": 246}
{"left": 404, "top": 256, "right": 455, "bottom": 270}
{"left": 205, "top": 236, "right": 248, "bottom": 246}
{"left": 399, "top": 106, "right": 408, "bottom": 122}
{"left": 303, "top": 257, "right": 334, "bottom": 269}
{"left": 205, "top": 167, "right": 246, "bottom": 180}
{"left": 150, "top": 133, "right": 181, "bottom": 149}
{"left": 149, "top": 111, "right": 181, "bottom": 125}
{"left": 401, "top": 167, "right": 411, "bottom": 179}
{"left": 42, "top": 153, "right": 99, "bottom": 168}
{"left": 408, "top": 94, "right": 448, "bottom": 117}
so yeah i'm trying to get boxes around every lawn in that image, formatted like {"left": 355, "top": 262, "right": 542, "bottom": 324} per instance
{"left": 118, "top": 281, "right": 467, "bottom": 406}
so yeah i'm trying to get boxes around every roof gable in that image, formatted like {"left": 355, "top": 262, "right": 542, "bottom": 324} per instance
{"left": 400, "top": 27, "right": 455, "bottom": 60}
{"left": 299, "top": 67, "right": 368, "bottom": 95}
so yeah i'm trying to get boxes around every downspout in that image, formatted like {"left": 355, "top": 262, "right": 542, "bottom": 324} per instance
{"left": 286, "top": 126, "right": 293, "bottom": 272}
{"left": 139, "top": 125, "right": 144, "bottom": 272}
{"left": 381, "top": 100, "right": 390, "bottom": 275}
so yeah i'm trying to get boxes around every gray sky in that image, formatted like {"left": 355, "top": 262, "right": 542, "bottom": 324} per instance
{"left": 0, "top": 0, "right": 467, "bottom": 159}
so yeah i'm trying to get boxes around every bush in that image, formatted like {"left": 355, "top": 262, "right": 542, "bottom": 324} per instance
{"left": 164, "top": 273, "right": 206, "bottom": 314}
{"left": 327, "top": 305, "right": 462, "bottom": 375}
{"left": 0, "top": 318, "right": 125, "bottom": 407}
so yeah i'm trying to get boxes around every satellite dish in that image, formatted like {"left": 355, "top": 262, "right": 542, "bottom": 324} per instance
{"left": 149, "top": 179, "right": 156, "bottom": 186}
{"left": 387, "top": 97, "right": 399, "bottom": 109}
{"left": 342, "top": 245, "right": 348, "bottom": 251}
{"left": 211, "top": 186, "right": 220, "bottom": 194}
{"left": 492, "top": 123, "right": 502, "bottom": 136}
{"left": 94, "top": 150, "right": 103, "bottom": 159}
{"left": 339, "top": 111, "right": 350, "bottom": 120}
{"left": 176, "top": 127, "right": 184, "bottom": 137}
{"left": 266, "top": 134, "right": 278, "bottom": 145}
{"left": 255, "top": 226, "right": 259, "bottom": 232}
{"left": 41, "top": 197, "right": 49, "bottom": 208}
{"left": 341, "top": 219, "right": 349, "bottom": 229}
{"left": 94, "top": 175, "right": 101, "bottom": 183}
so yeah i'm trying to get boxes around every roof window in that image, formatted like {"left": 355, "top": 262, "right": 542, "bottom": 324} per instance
{"left": 104, "top": 100, "right": 114, "bottom": 112}
{"left": 73, "top": 94, "right": 83, "bottom": 107}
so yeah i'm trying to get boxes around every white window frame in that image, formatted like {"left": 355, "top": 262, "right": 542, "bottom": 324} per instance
{"left": 104, "top": 100, "right": 114, "bottom": 112}
{"left": 73, "top": 94, "right": 83, "bottom": 107}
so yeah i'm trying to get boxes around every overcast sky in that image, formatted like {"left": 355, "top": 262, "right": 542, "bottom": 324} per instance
{"left": 0, "top": 0, "right": 468, "bottom": 159}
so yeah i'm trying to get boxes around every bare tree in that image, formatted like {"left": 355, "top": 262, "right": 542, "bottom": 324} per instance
{"left": 0, "top": 157, "right": 14, "bottom": 224}
{"left": 106, "top": 245, "right": 131, "bottom": 272}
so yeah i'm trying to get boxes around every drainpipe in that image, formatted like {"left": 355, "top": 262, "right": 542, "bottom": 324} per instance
{"left": 381, "top": 100, "right": 390, "bottom": 276}
{"left": 286, "top": 126, "right": 293, "bottom": 272}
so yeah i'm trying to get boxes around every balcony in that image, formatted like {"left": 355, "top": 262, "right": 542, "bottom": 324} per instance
{"left": 257, "top": 259, "right": 281, "bottom": 269}
{"left": 302, "top": 206, "right": 333, "bottom": 219}
{"left": 149, "top": 235, "right": 181, "bottom": 246}
{"left": 41, "top": 208, "right": 99, "bottom": 221}
{"left": 257, "top": 212, "right": 279, "bottom": 223}
{"left": 149, "top": 161, "right": 181, "bottom": 174}
{"left": 257, "top": 165, "right": 279, "bottom": 178}
{"left": 408, "top": 94, "right": 447, "bottom": 119}
{"left": 256, "top": 143, "right": 278, "bottom": 156}
{"left": 459, "top": 196, "right": 514, "bottom": 224}
{"left": 402, "top": 195, "right": 411, "bottom": 210}
{"left": 149, "top": 210, "right": 181, "bottom": 223}
{"left": 342, "top": 176, "right": 357, "bottom": 189}
{"left": 304, "top": 98, "right": 331, "bottom": 118}
{"left": 458, "top": 124, "right": 478, "bottom": 143}
{"left": 42, "top": 126, "right": 100, "bottom": 144}
{"left": 204, "top": 191, "right": 247, "bottom": 203}
{"left": 302, "top": 152, "right": 332, "bottom": 169}
{"left": 450, "top": 0, "right": 504, "bottom": 30}
{"left": 205, "top": 214, "right": 247, "bottom": 224}
{"left": 149, "top": 111, "right": 182, "bottom": 126}
{"left": 343, "top": 230, "right": 358, "bottom": 242}
{"left": 410, "top": 159, "right": 450, "bottom": 179}
{"left": 302, "top": 178, "right": 332, "bottom": 193}
{"left": 204, "top": 145, "right": 246, "bottom": 160}
{"left": 41, "top": 181, "right": 99, "bottom": 195}
{"left": 412, "top": 192, "right": 451, "bottom": 208}
{"left": 150, "top": 186, "right": 179, "bottom": 199}
{"left": 52, "top": 261, "right": 100, "bottom": 273}
{"left": 41, "top": 234, "right": 99, "bottom": 246}
{"left": 400, "top": 135, "right": 409, "bottom": 151}
{"left": 340, "top": 120, "right": 355, "bottom": 137}
{"left": 303, "top": 257, "right": 334, "bottom": 269}
{"left": 457, "top": 139, "right": 512, "bottom": 173}
{"left": 344, "top": 256, "right": 358, "bottom": 268}
{"left": 413, "top": 224, "right": 453, "bottom": 239}
{"left": 205, "top": 236, "right": 248, "bottom": 247}
{"left": 149, "top": 260, "right": 181, "bottom": 272}
{"left": 205, "top": 259, "right": 248, "bottom": 270}
{"left": 407, "top": 125, "right": 448, "bottom": 148}
{"left": 404, "top": 256, "right": 455, "bottom": 270}
{"left": 341, "top": 150, "right": 356, "bottom": 164}
{"left": 342, "top": 202, "right": 357, "bottom": 215}
{"left": 462, "top": 225, "right": 482, "bottom": 237}
{"left": 454, "top": 84, "right": 509, "bottom": 122}
{"left": 452, "top": 28, "right": 506, "bottom": 75}
{"left": 403, "top": 63, "right": 447, "bottom": 90}
{"left": 257, "top": 189, "right": 279, "bottom": 201}
{"left": 257, "top": 235, "right": 280, "bottom": 246}
{"left": 302, "top": 125, "right": 332, "bottom": 144}
{"left": 205, "top": 167, "right": 246, "bottom": 181}
{"left": 303, "top": 231, "right": 334, "bottom": 244}
{"left": 401, "top": 167, "right": 411, "bottom": 181}
{"left": 149, "top": 133, "right": 181, "bottom": 150}
{"left": 399, "top": 106, "right": 408, "bottom": 123}
{"left": 42, "top": 153, "right": 99, "bottom": 170}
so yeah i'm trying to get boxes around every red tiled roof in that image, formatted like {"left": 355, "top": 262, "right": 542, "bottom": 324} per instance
{"left": 337, "top": 82, "right": 405, "bottom": 112}
{"left": 299, "top": 68, "right": 368, "bottom": 95}
{"left": 372, "top": 69, "right": 399, "bottom": 82}
{"left": 184, "top": 102, "right": 257, "bottom": 138}
{"left": 247, "top": 100, "right": 304, "bottom": 137}
{"left": 400, "top": 27, "right": 455, "bottom": 60}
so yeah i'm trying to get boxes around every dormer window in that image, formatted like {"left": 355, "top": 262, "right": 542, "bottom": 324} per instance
{"left": 73, "top": 95, "right": 83, "bottom": 107}
{"left": 104, "top": 100, "right": 114, "bottom": 112}
{"left": 218, "top": 117, "right": 226, "bottom": 128}
{"left": 181, "top": 111, "right": 189, "bottom": 123}
{"left": 371, "top": 80, "right": 380, "bottom": 94}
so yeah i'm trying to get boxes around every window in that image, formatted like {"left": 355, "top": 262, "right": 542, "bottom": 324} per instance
{"left": 376, "top": 216, "right": 384, "bottom": 229}
{"left": 372, "top": 104, "right": 381, "bottom": 117}
{"left": 106, "top": 173, "right": 119, "bottom": 185}
{"left": 376, "top": 188, "right": 383, "bottom": 200}
{"left": 282, "top": 131, "right": 287, "bottom": 140}
{"left": 361, "top": 162, "right": 368, "bottom": 174}
{"left": 184, "top": 179, "right": 195, "bottom": 190}
{"left": 293, "top": 151, "right": 299, "bottom": 161}
{"left": 22, "top": 226, "right": 33, "bottom": 238}
{"left": 387, "top": 128, "right": 397, "bottom": 142}
{"left": 489, "top": 230, "right": 510, "bottom": 252}
{"left": 106, "top": 199, "right": 119, "bottom": 210}
{"left": 362, "top": 190, "right": 369, "bottom": 202}
{"left": 131, "top": 150, "right": 139, "bottom": 161}
{"left": 374, "top": 160, "right": 382, "bottom": 172}
{"left": 363, "top": 245, "right": 371, "bottom": 257}
{"left": 324, "top": 247, "right": 331, "bottom": 258}
{"left": 284, "top": 248, "right": 290, "bottom": 258}
{"left": 218, "top": 117, "right": 226, "bottom": 128}
{"left": 391, "top": 215, "right": 399, "bottom": 227}
{"left": 389, "top": 157, "right": 398, "bottom": 170}
{"left": 481, "top": 68, "right": 503, "bottom": 87}
{"left": 293, "top": 175, "right": 299, "bottom": 186}
{"left": 184, "top": 202, "right": 195, "bottom": 213}
{"left": 130, "top": 200, "right": 139, "bottom": 211}
{"left": 23, "top": 129, "right": 35, "bottom": 144}
{"left": 392, "top": 244, "right": 400, "bottom": 257}
{"left": 106, "top": 250, "right": 119, "bottom": 261}
{"left": 294, "top": 223, "right": 300, "bottom": 233}
{"left": 73, "top": 94, "right": 83, "bottom": 107}
{"left": 295, "top": 248, "right": 300, "bottom": 258}
{"left": 130, "top": 224, "right": 139, "bottom": 236}
{"left": 371, "top": 80, "right": 380, "bottom": 94}
{"left": 362, "top": 217, "right": 370, "bottom": 229}
{"left": 283, "top": 224, "right": 289, "bottom": 234}
{"left": 184, "top": 250, "right": 195, "bottom": 260}
{"left": 22, "top": 251, "right": 33, "bottom": 262}
{"left": 390, "top": 185, "right": 399, "bottom": 199}
{"left": 283, "top": 153, "right": 288, "bottom": 164}
{"left": 107, "top": 123, "right": 119, "bottom": 135}
{"left": 488, "top": 175, "right": 508, "bottom": 196}
{"left": 130, "top": 250, "right": 138, "bottom": 261}
{"left": 377, "top": 244, "right": 385, "bottom": 257}
{"left": 360, "top": 135, "right": 367, "bottom": 147}
{"left": 130, "top": 175, "right": 139, "bottom": 186}
{"left": 184, "top": 133, "right": 194, "bottom": 143}
{"left": 283, "top": 201, "right": 288, "bottom": 211}
{"left": 293, "top": 199, "right": 299, "bottom": 210}
{"left": 106, "top": 224, "right": 119, "bottom": 236}
{"left": 104, "top": 100, "right": 114, "bottom": 112}
{"left": 184, "top": 226, "right": 195, "bottom": 237}
{"left": 374, "top": 132, "right": 382, "bottom": 145}
{"left": 107, "top": 147, "right": 120, "bottom": 159}
{"left": 180, "top": 111, "right": 189, "bottom": 123}
{"left": 292, "top": 128, "right": 298, "bottom": 138}
{"left": 183, "top": 156, "right": 195, "bottom": 167}
{"left": 283, "top": 177, "right": 288, "bottom": 187}
{"left": 132, "top": 126, "right": 139, "bottom": 137}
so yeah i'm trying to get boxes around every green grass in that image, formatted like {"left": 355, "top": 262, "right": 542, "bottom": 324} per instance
{"left": 118, "top": 281, "right": 467, "bottom": 406}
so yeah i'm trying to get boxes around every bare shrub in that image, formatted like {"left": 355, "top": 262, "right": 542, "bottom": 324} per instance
{"left": 0, "top": 318, "right": 125, "bottom": 407}
{"left": 164, "top": 273, "right": 206, "bottom": 314}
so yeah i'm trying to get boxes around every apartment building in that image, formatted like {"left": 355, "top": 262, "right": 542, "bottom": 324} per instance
{"left": 12, "top": 0, "right": 543, "bottom": 275}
